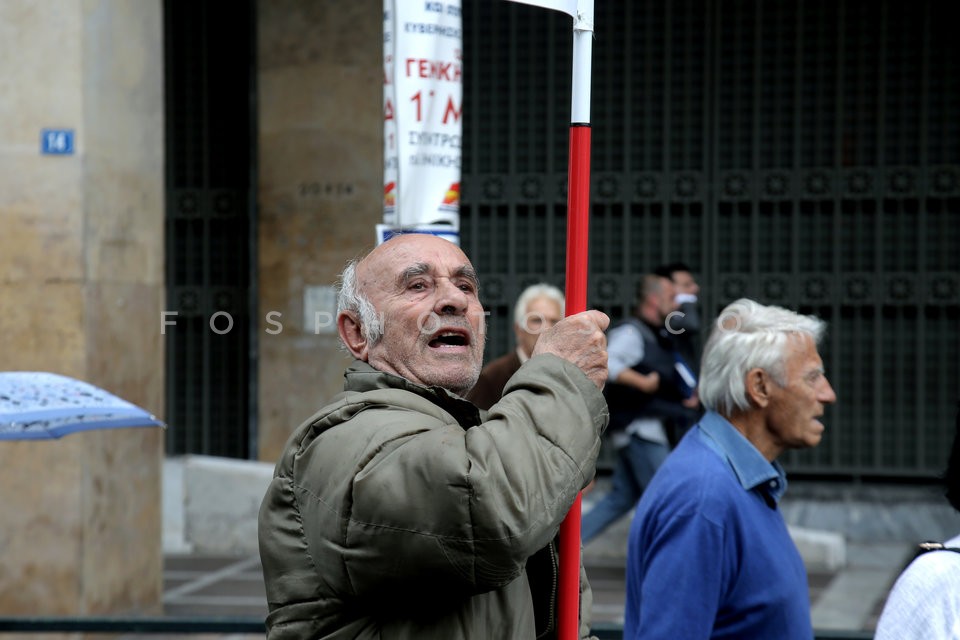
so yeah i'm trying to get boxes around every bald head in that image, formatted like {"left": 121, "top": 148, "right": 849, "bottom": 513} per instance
{"left": 358, "top": 235, "right": 478, "bottom": 299}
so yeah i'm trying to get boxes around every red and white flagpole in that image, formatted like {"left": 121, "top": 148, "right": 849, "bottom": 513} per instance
{"left": 503, "top": 1, "right": 595, "bottom": 637}
{"left": 558, "top": 3, "right": 593, "bottom": 638}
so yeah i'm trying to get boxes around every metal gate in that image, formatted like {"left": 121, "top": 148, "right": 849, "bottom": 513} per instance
{"left": 163, "top": 0, "right": 257, "bottom": 458}
{"left": 459, "top": 0, "right": 960, "bottom": 478}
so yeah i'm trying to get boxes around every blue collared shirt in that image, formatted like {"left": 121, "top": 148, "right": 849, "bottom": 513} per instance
{"left": 697, "top": 410, "right": 788, "bottom": 503}
{"left": 624, "top": 411, "right": 813, "bottom": 639}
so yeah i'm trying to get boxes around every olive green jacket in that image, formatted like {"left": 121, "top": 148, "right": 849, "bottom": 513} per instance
{"left": 258, "top": 355, "right": 608, "bottom": 639}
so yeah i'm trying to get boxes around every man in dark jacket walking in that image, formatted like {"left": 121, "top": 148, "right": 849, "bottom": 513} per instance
{"left": 258, "top": 233, "right": 610, "bottom": 639}
{"left": 581, "top": 274, "right": 699, "bottom": 544}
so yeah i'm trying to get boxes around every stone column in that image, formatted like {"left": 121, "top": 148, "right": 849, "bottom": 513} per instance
{"left": 0, "top": 0, "right": 164, "bottom": 616}
{"left": 256, "top": 0, "right": 383, "bottom": 461}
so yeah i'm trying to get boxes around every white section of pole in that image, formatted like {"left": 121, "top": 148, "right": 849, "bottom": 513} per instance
{"left": 570, "top": 0, "right": 594, "bottom": 124}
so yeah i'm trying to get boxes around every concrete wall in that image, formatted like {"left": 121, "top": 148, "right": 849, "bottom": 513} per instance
{"left": 256, "top": 0, "right": 383, "bottom": 462}
{"left": 0, "top": 0, "right": 164, "bottom": 616}
{"left": 164, "top": 456, "right": 274, "bottom": 555}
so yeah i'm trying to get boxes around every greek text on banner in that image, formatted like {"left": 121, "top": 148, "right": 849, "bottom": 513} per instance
{"left": 383, "top": 0, "right": 462, "bottom": 234}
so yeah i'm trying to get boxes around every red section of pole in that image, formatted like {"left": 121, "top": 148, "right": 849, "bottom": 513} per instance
{"left": 558, "top": 123, "right": 592, "bottom": 640}
{"left": 564, "top": 125, "right": 592, "bottom": 317}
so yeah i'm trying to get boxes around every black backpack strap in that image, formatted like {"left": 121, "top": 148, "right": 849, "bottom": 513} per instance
{"left": 917, "top": 541, "right": 960, "bottom": 554}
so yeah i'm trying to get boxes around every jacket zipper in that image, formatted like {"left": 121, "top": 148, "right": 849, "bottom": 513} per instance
{"left": 536, "top": 540, "right": 560, "bottom": 640}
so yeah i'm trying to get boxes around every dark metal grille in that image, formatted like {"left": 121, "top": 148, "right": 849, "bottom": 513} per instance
{"left": 163, "top": 0, "right": 256, "bottom": 458}
{"left": 461, "top": 0, "right": 960, "bottom": 478}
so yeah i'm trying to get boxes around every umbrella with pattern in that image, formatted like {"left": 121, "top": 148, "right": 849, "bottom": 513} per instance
{"left": 0, "top": 371, "right": 164, "bottom": 440}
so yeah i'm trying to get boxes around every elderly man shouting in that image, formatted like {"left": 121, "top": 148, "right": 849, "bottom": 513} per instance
{"left": 258, "top": 233, "right": 610, "bottom": 639}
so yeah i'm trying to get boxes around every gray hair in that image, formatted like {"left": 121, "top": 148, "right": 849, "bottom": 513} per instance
{"left": 514, "top": 283, "right": 565, "bottom": 327}
{"left": 698, "top": 298, "right": 827, "bottom": 416}
{"left": 336, "top": 259, "right": 383, "bottom": 347}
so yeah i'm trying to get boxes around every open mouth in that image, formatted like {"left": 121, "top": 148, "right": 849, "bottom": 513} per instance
{"left": 428, "top": 330, "right": 469, "bottom": 348}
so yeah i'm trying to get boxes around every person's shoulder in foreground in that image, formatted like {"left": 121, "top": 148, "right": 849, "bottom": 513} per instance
{"left": 874, "top": 401, "right": 960, "bottom": 640}
{"left": 257, "top": 233, "right": 610, "bottom": 640}
{"left": 624, "top": 297, "right": 837, "bottom": 640}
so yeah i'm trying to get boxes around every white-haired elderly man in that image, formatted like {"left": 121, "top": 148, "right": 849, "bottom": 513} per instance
{"left": 467, "top": 282, "right": 566, "bottom": 410}
{"left": 624, "top": 298, "right": 837, "bottom": 639}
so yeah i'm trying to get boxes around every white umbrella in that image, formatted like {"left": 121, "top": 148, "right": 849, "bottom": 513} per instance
{"left": 0, "top": 371, "right": 164, "bottom": 440}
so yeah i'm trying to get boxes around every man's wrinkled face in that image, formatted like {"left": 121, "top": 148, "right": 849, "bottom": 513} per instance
{"left": 356, "top": 235, "right": 486, "bottom": 395}
{"left": 514, "top": 296, "right": 563, "bottom": 358}
{"left": 765, "top": 333, "right": 837, "bottom": 452}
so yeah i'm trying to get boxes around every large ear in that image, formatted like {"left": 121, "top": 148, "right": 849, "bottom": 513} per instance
{"left": 744, "top": 368, "right": 771, "bottom": 408}
{"left": 337, "top": 311, "right": 368, "bottom": 360}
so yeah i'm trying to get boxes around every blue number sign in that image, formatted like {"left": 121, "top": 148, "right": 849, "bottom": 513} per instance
{"left": 41, "top": 129, "right": 75, "bottom": 155}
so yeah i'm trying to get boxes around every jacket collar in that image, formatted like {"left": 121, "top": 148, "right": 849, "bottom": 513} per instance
{"left": 343, "top": 360, "right": 483, "bottom": 428}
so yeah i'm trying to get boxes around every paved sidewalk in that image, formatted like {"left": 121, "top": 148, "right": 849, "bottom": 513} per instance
{"left": 156, "top": 543, "right": 906, "bottom": 637}
{"left": 164, "top": 555, "right": 266, "bottom": 619}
